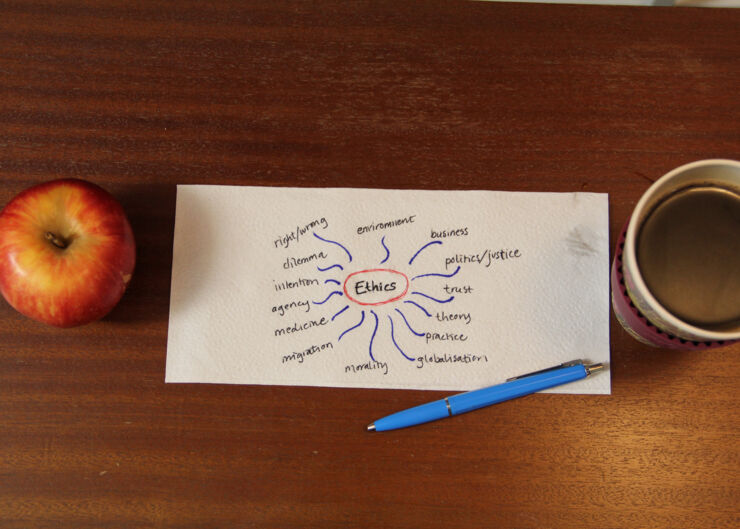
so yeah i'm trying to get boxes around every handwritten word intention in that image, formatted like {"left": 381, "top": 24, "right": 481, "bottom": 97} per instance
{"left": 445, "top": 248, "right": 521, "bottom": 270}
{"left": 273, "top": 277, "right": 319, "bottom": 292}
{"left": 273, "top": 218, "right": 328, "bottom": 249}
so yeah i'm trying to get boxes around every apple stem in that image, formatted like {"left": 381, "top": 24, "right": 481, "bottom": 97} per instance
{"left": 45, "top": 232, "right": 68, "bottom": 249}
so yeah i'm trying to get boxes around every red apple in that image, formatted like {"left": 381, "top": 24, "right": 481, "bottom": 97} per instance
{"left": 0, "top": 179, "right": 135, "bottom": 327}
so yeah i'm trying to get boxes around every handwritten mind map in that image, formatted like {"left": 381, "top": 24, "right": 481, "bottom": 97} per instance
{"left": 166, "top": 186, "right": 611, "bottom": 393}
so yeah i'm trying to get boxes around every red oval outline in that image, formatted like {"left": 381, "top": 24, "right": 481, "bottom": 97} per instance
{"left": 343, "top": 268, "right": 410, "bottom": 306}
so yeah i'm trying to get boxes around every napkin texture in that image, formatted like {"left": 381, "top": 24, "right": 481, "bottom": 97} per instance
{"left": 166, "top": 185, "right": 610, "bottom": 394}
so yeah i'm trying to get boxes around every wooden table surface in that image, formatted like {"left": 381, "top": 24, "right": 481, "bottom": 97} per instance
{"left": 1, "top": 1, "right": 738, "bottom": 528}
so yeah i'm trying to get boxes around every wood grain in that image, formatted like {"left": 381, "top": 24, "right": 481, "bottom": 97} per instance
{"left": 1, "top": 1, "right": 738, "bottom": 528}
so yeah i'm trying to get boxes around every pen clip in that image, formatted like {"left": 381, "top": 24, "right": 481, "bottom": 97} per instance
{"left": 505, "top": 360, "right": 583, "bottom": 382}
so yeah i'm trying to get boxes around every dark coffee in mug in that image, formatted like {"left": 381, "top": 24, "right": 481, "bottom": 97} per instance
{"left": 636, "top": 185, "right": 740, "bottom": 330}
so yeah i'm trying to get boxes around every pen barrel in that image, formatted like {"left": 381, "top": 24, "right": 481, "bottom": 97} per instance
{"left": 448, "top": 364, "right": 588, "bottom": 415}
{"left": 373, "top": 399, "right": 450, "bottom": 432}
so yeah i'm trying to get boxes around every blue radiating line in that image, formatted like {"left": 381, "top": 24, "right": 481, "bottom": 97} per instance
{"left": 412, "top": 265, "right": 461, "bottom": 281}
{"left": 389, "top": 315, "right": 415, "bottom": 361}
{"left": 338, "top": 310, "right": 365, "bottom": 341}
{"left": 331, "top": 305, "right": 350, "bottom": 321}
{"left": 324, "top": 279, "right": 341, "bottom": 285}
{"left": 408, "top": 240, "right": 442, "bottom": 265}
{"left": 380, "top": 236, "right": 390, "bottom": 265}
{"left": 369, "top": 310, "right": 379, "bottom": 362}
{"left": 403, "top": 300, "right": 432, "bottom": 317}
{"left": 412, "top": 291, "right": 455, "bottom": 304}
{"left": 317, "top": 263, "right": 344, "bottom": 272}
{"left": 313, "top": 290, "right": 343, "bottom": 305}
{"left": 394, "top": 308, "right": 425, "bottom": 337}
{"left": 313, "top": 232, "right": 353, "bottom": 262}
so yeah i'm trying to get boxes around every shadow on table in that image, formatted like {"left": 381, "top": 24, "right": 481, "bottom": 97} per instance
{"left": 105, "top": 183, "right": 178, "bottom": 325}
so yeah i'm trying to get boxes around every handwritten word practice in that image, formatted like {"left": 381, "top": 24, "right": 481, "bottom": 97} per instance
{"left": 283, "top": 251, "right": 327, "bottom": 270}
{"left": 282, "top": 342, "right": 333, "bottom": 364}
{"left": 431, "top": 227, "right": 469, "bottom": 238}
{"left": 356, "top": 215, "right": 416, "bottom": 235}
{"left": 426, "top": 332, "right": 468, "bottom": 344}
{"left": 415, "top": 353, "right": 489, "bottom": 369}
{"left": 274, "top": 317, "right": 328, "bottom": 336}
{"left": 273, "top": 218, "right": 328, "bottom": 249}
{"left": 445, "top": 248, "right": 521, "bottom": 270}
{"left": 272, "top": 299, "right": 310, "bottom": 316}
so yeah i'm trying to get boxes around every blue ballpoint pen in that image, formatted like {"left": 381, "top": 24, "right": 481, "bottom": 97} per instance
{"left": 367, "top": 360, "right": 605, "bottom": 432}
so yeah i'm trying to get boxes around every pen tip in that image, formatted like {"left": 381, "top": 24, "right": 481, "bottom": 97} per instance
{"left": 367, "top": 423, "right": 376, "bottom": 432}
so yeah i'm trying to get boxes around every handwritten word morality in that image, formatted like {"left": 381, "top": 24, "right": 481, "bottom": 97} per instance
{"left": 273, "top": 218, "right": 329, "bottom": 249}
{"left": 445, "top": 248, "right": 521, "bottom": 270}
{"left": 344, "top": 360, "right": 389, "bottom": 376}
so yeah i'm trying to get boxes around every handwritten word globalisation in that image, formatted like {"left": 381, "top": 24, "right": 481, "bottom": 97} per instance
{"left": 415, "top": 353, "right": 488, "bottom": 369}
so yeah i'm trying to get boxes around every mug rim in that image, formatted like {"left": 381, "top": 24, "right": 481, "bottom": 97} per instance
{"left": 623, "top": 158, "right": 740, "bottom": 341}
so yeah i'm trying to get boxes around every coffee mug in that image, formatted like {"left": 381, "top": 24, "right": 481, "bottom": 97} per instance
{"left": 612, "top": 159, "right": 740, "bottom": 349}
